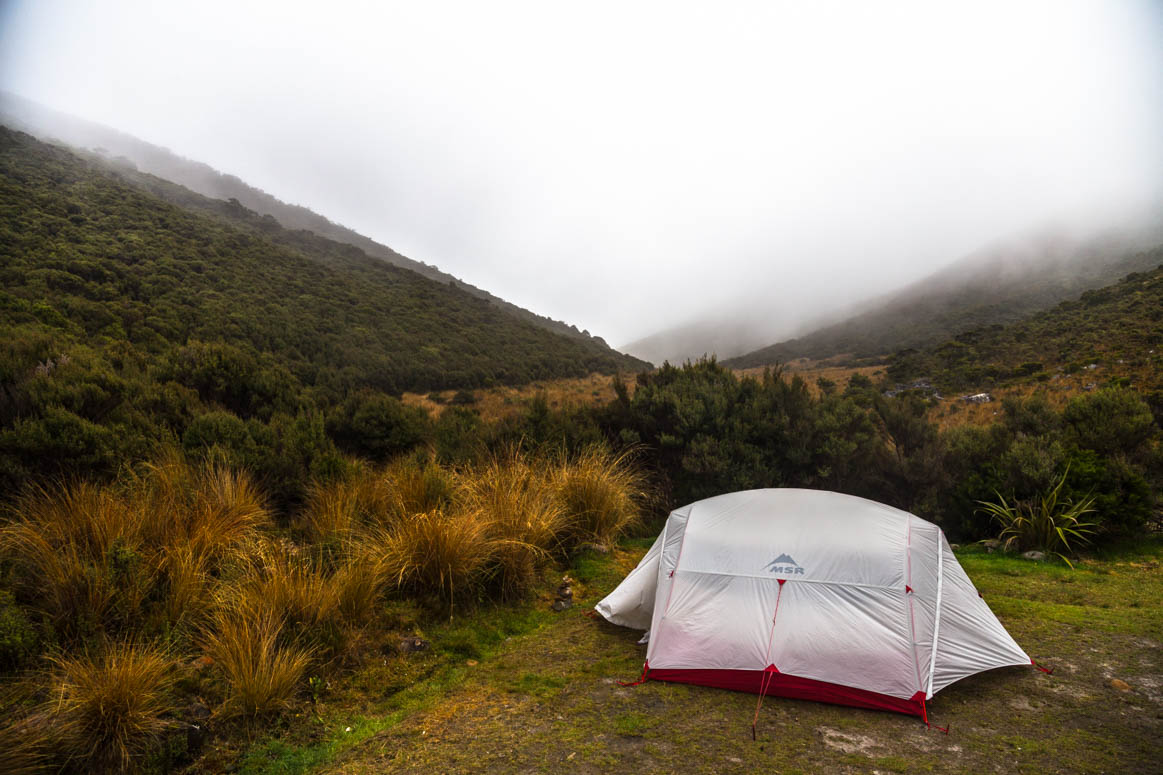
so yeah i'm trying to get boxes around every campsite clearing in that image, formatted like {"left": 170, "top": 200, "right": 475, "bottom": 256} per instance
{"left": 241, "top": 539, "right": 1162, "bottom": 775}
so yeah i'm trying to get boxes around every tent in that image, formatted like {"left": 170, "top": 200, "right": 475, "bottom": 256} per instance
{"left": 596, "top": 488, "right": 1039, "bottom": 725}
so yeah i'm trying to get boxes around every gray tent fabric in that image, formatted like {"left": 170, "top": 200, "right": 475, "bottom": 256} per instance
{"left": 596, "top": 489, "right": 1032, "bottom": 710}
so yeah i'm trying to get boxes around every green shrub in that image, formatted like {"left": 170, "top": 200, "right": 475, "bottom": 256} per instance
{"left": 0, "top": 590, "right": 37, "bottom": 671}
{"left": 977, "top": 470, "right": 1097, "bottom": 567}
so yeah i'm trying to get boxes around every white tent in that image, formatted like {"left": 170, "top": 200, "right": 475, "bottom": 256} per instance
{"left": 596, "top": 489, "right": 1035, "bottom": 721}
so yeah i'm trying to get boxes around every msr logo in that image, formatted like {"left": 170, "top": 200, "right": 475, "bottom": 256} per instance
{"left": 765, "top": 553, "right": 804, "bottom": 575}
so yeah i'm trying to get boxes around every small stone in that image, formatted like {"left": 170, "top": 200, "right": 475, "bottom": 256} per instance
{"left": 557, "top": 585, "right": 573, "bottom": 600}
{"left": 551, "top": 599, "right": 572, "bottom": 612}
{"left": 982, "top": 539, "right": 1001, "bottom": 550}
{"left": 576, "top": 542, "right": 610, "bottom": 554}
{"left": 186, "top": 700, "right": 211, "bottom": 721}
{"left": 949, "top": 544, "right": 960, "bottom": 551}
{"left": 397, "top": 637, "right": 430, "bottom": 654}
{"left": 1110, "top": 679, "right": 1132, "bottom": 692}
{"left": 728, "top": 756, "right": 743, "bottom": 764}
{"left": 466, "top": 659, "right": 478, "bottom": 666}
{"left": 1022, "top": 550, "right": 1046, "bottom": 561}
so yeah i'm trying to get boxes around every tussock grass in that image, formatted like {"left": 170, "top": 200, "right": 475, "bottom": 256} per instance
{"left": 0, "top": 712, "right": 49, "bottom": 775}
{"left": 0, "top": 456, "right": 272, "bottom": 639}
{"left": 301, "top": 461, "right": 393, "bottom": 543}
{"left": 48, "top": 641, "right": 176, "bottom": 772}
{"left": 1, "top": 482, "right": 144, "bottom": 638}
{"left": 552, "top": 445, "right": 647, "bottom": 548}
{"left": 462, "top": 450, "right": 569, "bottom": 599}
{"left": 380, "top": 509, "right": 496, "bottom": 602}
{"left": 201, "top": 606, "right": 315, "bottom": 719}
{"left": 230, "top": 540, "right": 343, "bottom": 642}
{"left": 0, "top": 445, "right": 649, "bottom": 771}
{"left": 332, "top": 551, "right": 387, "bottom": 625}
{"left": 381, "top": 454, "right": 459, "bottom": 522}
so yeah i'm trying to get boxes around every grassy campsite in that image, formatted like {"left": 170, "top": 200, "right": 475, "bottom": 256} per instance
{"left": 240, "top": 538, "right": 1163, "bottom": 775}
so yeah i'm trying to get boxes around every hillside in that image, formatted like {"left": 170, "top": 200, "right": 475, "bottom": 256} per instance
{"left": 0, "top": 127, "right": 645, "bottom": 490}
{"left": 724, "top": 228, "right": 1163, "bottom": 369}
{"left": 0, "top": 91, "right": 610, "bottom": 346}
{"left": 886, "top": 254, "right": 1163, "bottom": 394}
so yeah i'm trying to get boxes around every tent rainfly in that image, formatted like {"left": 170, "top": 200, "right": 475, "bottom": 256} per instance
{"left": 596, "top": 489, "right": 1044, "bottom": 727}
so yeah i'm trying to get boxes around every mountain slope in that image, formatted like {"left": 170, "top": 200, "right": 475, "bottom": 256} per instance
{"left": 886, "top": 253, "right": 1163, "bottom": 393}
{"left": 722, "top": 227, "right": 1163, "bottom": 369}
{"left": 0, "top": 91, "right": 610, "bottom": 346}
{"left": 0, "top": 127, "right": 645, "bottom": 391}
{"left": 0, "top": 126, "right": 647, "bottom": 494}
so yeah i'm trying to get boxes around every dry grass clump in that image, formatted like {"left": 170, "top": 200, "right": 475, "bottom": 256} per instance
{"left": 379, "top": 509, "right": 496, "bottom": 602}
{"left": 200, "top": 606, "right": 314, "bottom": 719}
{"left": 48, "top": 641, "right": 176, "bottom": 772}
{"left": 461, "top": 450, "right": 570, "bottom": 598}
{"left": 0, "top": 444, "right": 649, "bottom": 770}
{"left": 552, "top": 445, "right": 647, "bottom": 548}
{"left": 300, "top": 455, "right": 456, "bottom": 545}
{"left": 0, "top": 710, "right": 50, "bottom": 775}
{"left": 382, "top": 455, "right": 458, "bottom": 518}
{"left": 0, "top": 456, "right": 272, "bottom": 640}
{"left": 1, "top": 482, "right": 147, "bottom": 638}
{"left": 300, "top": 461, "right": 394, "bottom": 543}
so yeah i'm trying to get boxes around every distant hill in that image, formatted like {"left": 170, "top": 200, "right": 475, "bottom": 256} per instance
{"left": 0, "top": 91, "right": 612, "bottom": 347}
{"left": 886, "top": 251, "right": 1163, "bottom": 394}
{"left": 724, "top": 226, "right": 1163, "bottom": 370}
{"left": 0, "top": 127, "right": 645, "bottom": 393}
{"left": 620, "top": 317, "right": 781, "bottom": 367}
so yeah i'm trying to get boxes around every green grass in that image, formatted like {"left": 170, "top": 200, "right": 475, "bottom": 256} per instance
{"left": 239, "top": 537, "right": 1163, "bottom": 775}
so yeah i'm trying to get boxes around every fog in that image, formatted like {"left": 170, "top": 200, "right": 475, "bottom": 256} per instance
{"left": 2, "top": 1, "right": 1161, "bottom": 359}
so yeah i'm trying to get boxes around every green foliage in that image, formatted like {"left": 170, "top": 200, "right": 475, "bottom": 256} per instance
{"left": 886, "top": 260, "right": 1163, "bottom": 392}
{"left": 727, "top": 242, "right": 1163, "bottom": 369}
{"left": 0, "top": 126, "right": 644, "bottom": 496}
{"left": 1062, "top": 388, "right": 1155, "bottom": 457}
{"left": 977, "top": 470, "right": 1097, "bottom": 567}
{"left": 325, "top": 391, "right": 430, "bottom": 463}
{"left": 0, "top": 590, "right": 37, "bottom": 671}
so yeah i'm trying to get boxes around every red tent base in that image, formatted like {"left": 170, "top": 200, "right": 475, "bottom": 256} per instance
{"left": 647, "top": 667, "right": 926, "bottom": 717}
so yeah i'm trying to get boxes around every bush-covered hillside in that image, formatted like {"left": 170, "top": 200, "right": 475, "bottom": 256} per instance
{"left": 0, "top": 92, "right": 609, "bottom": 344}
{"left": 725, "top": 233, "right": 1163, "bottom": 369}
{"left": 0, "top": 127, "right": 644, "bottom": 494}
{"left": 887, "top": 258, "right": 1163, "bottom": 395}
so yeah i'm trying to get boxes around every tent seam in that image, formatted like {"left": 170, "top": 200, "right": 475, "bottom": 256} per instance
{"left": 666, "top": 567, "right": 900, "bottom": 592}
{"left": 905, "top": 517, "right": 923, "bottom": 694}
{"left": 925, "top": 532, "right": 946, "bottom": 699}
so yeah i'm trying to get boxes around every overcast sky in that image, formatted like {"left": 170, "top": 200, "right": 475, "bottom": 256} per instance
{"left": 2, "top": 0, "right": 1161, "bottom": 350}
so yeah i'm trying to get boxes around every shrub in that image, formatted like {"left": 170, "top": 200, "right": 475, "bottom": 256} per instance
{"left": 977, "top": 470, "right": 1097, "bottom": 567}
{"left": 48, "top": 641, "right": 176, "bottom": 772}
{"left": 0, "top": 590, "right": 37, "bottom": 671}
{"left": 1063, "top": 388, "right": 1155, "bottom": 457}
